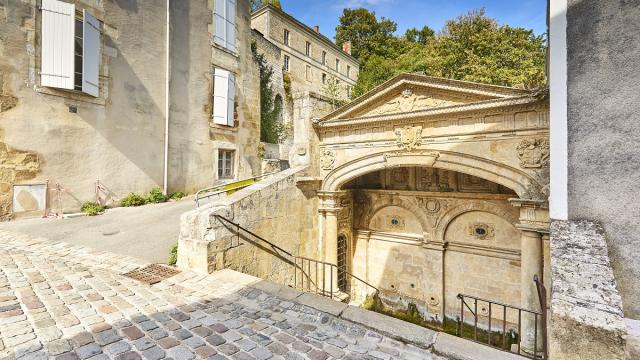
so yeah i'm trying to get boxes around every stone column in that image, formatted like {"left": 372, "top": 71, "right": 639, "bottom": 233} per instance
{"left": 318, "top": 191, "right": 343, "bottom": 296}
{"left": 511, "top": 199, "right": 549, "bottom": 356}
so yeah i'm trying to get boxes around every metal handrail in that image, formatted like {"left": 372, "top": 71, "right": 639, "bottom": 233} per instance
{"left": 194, "top": 172, "right": 279, "bottom": 208}
{"left": 456, "top": 289, "right": 546, "bottom": 359}
{"left": 213, "top": 214, "right": 379, "bottom": 301}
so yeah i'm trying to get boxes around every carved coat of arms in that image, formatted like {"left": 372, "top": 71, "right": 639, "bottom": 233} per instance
{"left": 395, "top": 126, "right": 423, "bottom": 151}
{"left": 516, "top": 139, "right": 550, "bottom": 168}
{"left": 320, "top": 150, "right": 336, "bottom": 170}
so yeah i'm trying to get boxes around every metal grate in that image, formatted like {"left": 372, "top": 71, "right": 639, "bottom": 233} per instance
{"left": 337, "top": 235, "right": 348, "bottom": 292}
{"left": 122, "top": 264, "right": 181, "bottom": 285}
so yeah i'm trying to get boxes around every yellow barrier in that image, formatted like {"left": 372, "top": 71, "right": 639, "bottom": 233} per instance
{"left": 224, "top": 179, "right": 255, "bottom": 195}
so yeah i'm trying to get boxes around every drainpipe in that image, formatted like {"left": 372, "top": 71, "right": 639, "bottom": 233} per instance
{"left": 163, "top": 0, "right": 170, "bottom": 195}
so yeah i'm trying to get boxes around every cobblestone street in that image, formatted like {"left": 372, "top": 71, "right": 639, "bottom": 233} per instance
{"left": 0, "top": 231, "right": 443, "bottom": 360}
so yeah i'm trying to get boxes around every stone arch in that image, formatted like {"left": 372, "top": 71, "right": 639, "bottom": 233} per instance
{"left": 359, "top": 194, "right": 433, "bottom": 235}
{"left": 321, "top": 149, "right": 541, "bottom": 199}
{"left": 434, "top": 201, "right": 520, "bottom": 242}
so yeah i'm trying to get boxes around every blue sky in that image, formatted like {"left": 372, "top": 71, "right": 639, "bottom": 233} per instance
{"left": 279, "top": 0, "right": 547, "bottom": 40}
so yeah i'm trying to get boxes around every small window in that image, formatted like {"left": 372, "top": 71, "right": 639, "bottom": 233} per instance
{"left": 322, "top": 51, "right": 327, "bottom": 65}
{"left": 218, "top": 150, "right": 235, "bottom": 179}
{"left": 335, "top": 58, "right": 340, "bottom": 72}
{"left": 212, "top": 68, "right": 236, "bottom": 126}
{"left": 283, "top": 55, "right": 290, "bottom": 71}
{"left": 213, "top": 0, "right": 236, "bottom": 52}
{"left": 347, "top": 65, "right": 351, "bottom": 78}
{"left": 322, "top": 73, "right": 326, "bottom": 84}
{"left": 305, "top": 65, "right": 311, "bottom": 81}
{"left": 305, "top": 41, "right": 311, "bottom": 56}
{"left": 284, "top": 29, "right": 290, "bottom": 45}
{"left": 347, "top": 86, "right": 351, "bottom": 98}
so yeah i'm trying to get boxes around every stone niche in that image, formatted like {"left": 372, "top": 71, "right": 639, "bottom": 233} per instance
{"left": 347, "top": 166, "right": 521, "bottom": 323}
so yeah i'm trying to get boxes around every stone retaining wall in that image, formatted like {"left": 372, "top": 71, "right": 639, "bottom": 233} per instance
{"left": 177, "top": 167, "right": 320, "bottom": 285}
{"left": 549, "top": 220, "right": 627, "bottom": 360}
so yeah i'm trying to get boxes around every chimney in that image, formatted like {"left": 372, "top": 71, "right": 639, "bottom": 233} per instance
{"left": 342, "top": 41, "right": 352, "bottom": 55}
{"left": 313, "top": 25, "right": 319, "bottom": 33}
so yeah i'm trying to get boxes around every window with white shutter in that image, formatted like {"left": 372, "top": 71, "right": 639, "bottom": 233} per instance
{"left": 41, "top": 0, "right": 75, "bottom": 90}
{"left": 41, "top": 0, "right": 101, "bottom": 97}
{"left": 212, "top": 68, "right": 236, "bottom": 126}
{"left": 213, "top": 0, "right": 236, "bottom": 52}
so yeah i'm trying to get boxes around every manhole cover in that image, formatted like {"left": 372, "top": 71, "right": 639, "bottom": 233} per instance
{"left": 122, "top": 264, "right": 181, "bottom": 285}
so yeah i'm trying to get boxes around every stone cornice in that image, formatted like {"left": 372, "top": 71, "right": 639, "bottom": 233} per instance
{"left": 316, "top": 95, "right": 542, "bottom": 130}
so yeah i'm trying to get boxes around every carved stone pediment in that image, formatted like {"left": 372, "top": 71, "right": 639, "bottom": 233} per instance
{"left": 362, "top": 89, "right": 463, "bottom": 117}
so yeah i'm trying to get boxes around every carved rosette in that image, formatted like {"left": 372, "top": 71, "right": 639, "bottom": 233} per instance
{"left": 517, "top": 138, "right": 550, "bottom": 169}
{"left": 320, "top": 150, "right": 336, "bottom": 170}
{"left": 394, "top": 126, "right": 423, "bottom": 151}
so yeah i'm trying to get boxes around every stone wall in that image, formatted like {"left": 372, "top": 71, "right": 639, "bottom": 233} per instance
{"left": 549, "top": 220, "right": 626, "bottom": 360}
{"left": 566, "top": 0, "right": 640, "bottom": 318}
{"left": 177, "top": 167, "right": 320, "bottom": 285}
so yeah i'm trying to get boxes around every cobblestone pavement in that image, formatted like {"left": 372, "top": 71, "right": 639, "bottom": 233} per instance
{"left": 0, "top": 231, "right": 443, "bottom": 360}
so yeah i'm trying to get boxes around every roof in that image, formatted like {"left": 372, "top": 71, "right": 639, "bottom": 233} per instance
{"left": 251, "top": 4, "right": 360, "bottom": 65}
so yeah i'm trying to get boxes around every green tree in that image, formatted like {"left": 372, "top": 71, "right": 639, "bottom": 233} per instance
{"left": 335, "top": 8, "right": 402, "bottom": 60}
{"left": 251, "top": 0, "right": 282, "bottom": 11}
{"left": 343, "top": 8, "right": 547, "bottom": 97}
{"left": 322, "top": 76, "right": 346, "bottom": 109}
{"left": 404, "top": 26, "right": 435, "bottom": 44}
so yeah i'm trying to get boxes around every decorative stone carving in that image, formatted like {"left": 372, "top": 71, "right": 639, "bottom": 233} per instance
{"left": 517, "top": 138, "right": 550, "bottom": 168}
{"left": 394, "top": 126, "right": 423, "bottom": 151}
{"left": 458, "top": 173, "right": 494, "bottom": 193}
{"left": 418, "top": 168, "right": 453, "bottom": 192}
{"left": 384, "top": 151, "right": 439, "bottom": 168}
{"left": 388, "top": 215, "right": 405, "bottom": 230}
{"left": 320, "top": 150, "right": 336, "bottom": 170}
{"left": 468, "top": 223, "right": 495, "bottom": 240}
{"left": 417, "top": 198, "right": 443, "bottom": 215}
{"left": 366, "top": 88, "right": 462, "bottom": 116}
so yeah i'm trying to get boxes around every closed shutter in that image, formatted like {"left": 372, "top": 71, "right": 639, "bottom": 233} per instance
{"left": 213, "top": 0, "right": 226, "bottom": 48}
{"left": 227, "top": 73, "right": 235, "bottom": 126}
{"left": 41, "top": 0, "right": 75, "bottom": 90}
{"left": 82, "top": 10, "right": 100, "bottom": 97}
{"left": 212, "top": 68, "right": 230, "bottom": 125}
{"left": 225, "top": 0, "right": 236, "bottom": 52}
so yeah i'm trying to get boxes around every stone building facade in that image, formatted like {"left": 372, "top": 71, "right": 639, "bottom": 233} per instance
{"left": 251, "top": 4, "right": 359, "bottom": 101}
{"left": 0, "top": 0, "right": 260, "bottom": 219}
{"left": 178, "top": 72, "right": 550, "bottom": 354}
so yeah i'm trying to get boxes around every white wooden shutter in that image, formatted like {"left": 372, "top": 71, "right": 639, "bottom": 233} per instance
{"left": 82, "top": 10, "right": 100, "bottom": 97}
{"left": 213, "top": 68, "right": 230, "bottom": 125}
{"left": 225, "top": 0, "right": 236, "bottom": 52}
{"left": 227, "top": 73, "right": 236, "bottom": 126}
{"left": 41, "top": 0, "right": 75, "bottom": 90}
{"left": 213, "top": 0, "right": 226, "bottom": 48}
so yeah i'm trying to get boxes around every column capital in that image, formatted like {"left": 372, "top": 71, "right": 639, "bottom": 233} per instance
{"left": 511, "top": 198, "right": 550, "bottom": 234}
{"left": 318, "top": 190, "right": 348, "bottom": 213}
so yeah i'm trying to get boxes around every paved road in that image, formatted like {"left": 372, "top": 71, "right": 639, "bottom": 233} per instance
{"left": 0, "top": 231, "right": 442, "bottom": 360}
{"left": 0, "top": 197, "right": 198, "bottom": 264}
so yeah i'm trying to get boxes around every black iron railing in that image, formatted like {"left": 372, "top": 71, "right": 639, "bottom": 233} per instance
{"left": 214, "top": 215, "right": 378, "bottom": 301}
{"left": 456, "top": 290, "right": 546, "bottom": 359}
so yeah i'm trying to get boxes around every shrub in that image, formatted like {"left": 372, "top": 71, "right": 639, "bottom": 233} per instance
{"left": 120, "top": 193, "right": 147, "bottom": 207}
{"left": 80, "top": 201, "right": 105, "bottom": 216}
{"left": 146, "top": 187, "right": 168, "bottom": 204}
{"left": 169, "top": 191, "right": 186, "bottom": 200}
{"left": 168, "top": 243, "right": 178, "bottom": 266}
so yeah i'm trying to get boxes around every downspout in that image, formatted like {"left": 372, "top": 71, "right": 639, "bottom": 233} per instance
{"left": 163, "top": 0, "right": 170, "bottom": 195}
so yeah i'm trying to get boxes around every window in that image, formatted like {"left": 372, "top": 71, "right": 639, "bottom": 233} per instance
{"left": 218, "top": 150, "right": 235, "bottom": 179}
{"left": 347, "top": 65, "right": 351, "bottom": 78}
{"left": 336, "top": 59, "right": 340, "bottom": 72}
{"left": 322, "top": 51, "right": 327, "bottom": 65}
{"left": 305, "top": 41, "right": 311, "bottom": 56}
{"left": 41, "top": 0, "right": 100, "bottom": 97}
{"left": 347, "top": 86, "right": 352, "bottom": 98}
{"left": 284, "top": 29, "right": 290, "bottom": 45}
{"left": 283, "top": 55, "right": 290, "bottom": 71}
{"left": 322, "top": 73, "right": 326, "bottom": 84}
{"left": 212, "top": 68, "right": 236, "bottom": 126}
{"left": 213, "top": 0, "right": 236, "bottom": 52}
{"left": 305, "top": 65, "right": 311, "bottom": 81}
